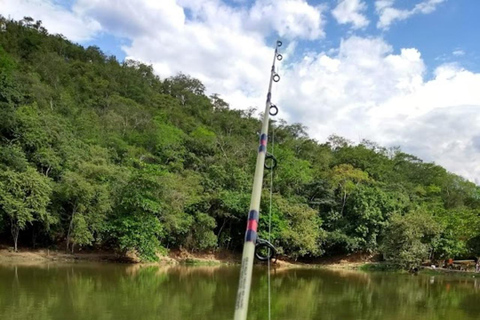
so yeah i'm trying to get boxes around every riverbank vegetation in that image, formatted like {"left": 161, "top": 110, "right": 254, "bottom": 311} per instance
{"left": 1, "top": 17, "right": 480, "bottom": 266}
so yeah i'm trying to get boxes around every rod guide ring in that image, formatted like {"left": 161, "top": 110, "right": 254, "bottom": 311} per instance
{"left": 264, "top": 153, "right": 277, "bottom": 170}
{"left": 269, "top": 104, "right": 278, "bottom": 116}
{"left": 255, "top": 238, "right": 277, "bottom": 262}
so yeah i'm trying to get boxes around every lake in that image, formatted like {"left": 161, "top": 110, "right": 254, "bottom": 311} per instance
{"left": 0, "top": 263, "right": 479, "bottom": 320}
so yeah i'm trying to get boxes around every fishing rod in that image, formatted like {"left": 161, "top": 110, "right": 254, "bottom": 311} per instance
{"left": 234, "top": 40, "right": 283, "bottom": 320}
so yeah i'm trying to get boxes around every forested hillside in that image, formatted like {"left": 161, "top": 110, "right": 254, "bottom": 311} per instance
{"left": 1, "top": 17, "right": 479, "bottom": 266}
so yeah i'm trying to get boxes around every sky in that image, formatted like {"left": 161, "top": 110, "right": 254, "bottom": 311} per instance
{"left": 2, "top": 0, "right": 480, "bottom": 183}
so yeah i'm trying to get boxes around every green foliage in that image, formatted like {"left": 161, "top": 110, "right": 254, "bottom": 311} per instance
{"left": 274, "top": 147, "right": 313, "bottom": 195}
{"left": 341, "top": 185, "right": 402, "bottom": 251}
{"left": 0, "top": 16, "right": 479, "bottom": 263}
{"left": 153, "top": 119, "right": 186, "bottom": 166}
{"left": 109, "top": 165, "right": 166, "bottom": 260}
{"left": 188, "top": 126, "right": 216, "bottom": 155}
{"left": 433, "top": 208, "right": 480, "bottom": 258}
{"left": 276, "top": 197, "right": 325, "bottom": 259}
{"left": 111, "top": 211, "right": 163, "bottom": 261}
{"left": 0, "top": 45, "right": 22, "bottom": 106}
{"left": 183, "top": 212, "right": 217, "bottom": 251}
{"left": 0, "top": 167, "right": 52, "bottom": 250}
{"left": 56, "top": 169, "right": 112, "bottom": 252}
{"left": 381, "top": 210, "right": 442, "bottom": 269}
{"left": 0, "top": 144, "right": 29, "bottom": 171}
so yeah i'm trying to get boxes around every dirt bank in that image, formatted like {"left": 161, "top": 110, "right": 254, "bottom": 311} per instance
{"left": 0, "top": 246, "right": 375, "bottom": 269}
{"left": 0, "top": 247, "right": 241, "bottom": 265}
{"left": 0, "top": 247, "right": 128, "bottom": 264}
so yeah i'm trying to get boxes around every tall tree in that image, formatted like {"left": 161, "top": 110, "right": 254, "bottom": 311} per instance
{"left": 0, "top": 167, "right": 52, "bottom": 251}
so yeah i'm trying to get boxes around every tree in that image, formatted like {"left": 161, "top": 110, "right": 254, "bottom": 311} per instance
{"left": 329, "top": 164, "right": 369, "bottom": 215}
{"left": 433, "top": 208, "right": 480, "bottom": 259}
{"left": 109, "top": 165, "right": 166, "bottom": 260}
{"left": 258, "top": 194, "right": 325, "bottom": 259}
{"left": 328, "top": 185, "right": 402, "bottom": 252}
{"left": 381, "top": 210, "right": 442, "bottom": 269}
{"left": 1, "top": 16, "right": 479, "bottom": 262}
{"left": 56, "top": 170, "right": 111, "bottom": 253}
{"left": 0, "top": 46, "right": 22, "bottom": 106}
{"left": 277, "top": 197, "right": 325, "bottom": 259}
{"left": 0, "top": 167, "right": 52, "bottom": 251}
{"left": 183, "top": 212, "right": 217, "bottom": 251}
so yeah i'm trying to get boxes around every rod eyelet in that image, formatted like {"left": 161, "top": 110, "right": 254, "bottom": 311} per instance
{"left": 264, "top": 153, "right": 277, "bottom": 170}
{"left": 269, "top": 104, "right": 278, "bottom": 116}
{"left": 276, "top": 40, "right": 282, "bottom": 47}
{"left": 273, "top": 74, "right": 280, "bottom": 82}
{"left": 255, "top": 238, "right": 277, "bottom": 262}
{"left": 276, "top": 54, "right": 283, "bottom": 61}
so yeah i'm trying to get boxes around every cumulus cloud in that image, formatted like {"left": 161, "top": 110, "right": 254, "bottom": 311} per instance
{"left": 70, "top": 0, "right": 325, "bottom": 111}
{"left": 1, "top": 0, "right": 101, "bottom": 41}
{"left": 2, "top": 0, "right": 480, "bottom": 183}
{"left": 332, "top": 0, "right": 369, "bottom": 30}
{"left": 248, "top": 0, "right": 326, "bottom": 40}
{"left": 2, "top": 0, "right": 323, "bottom": 110}
{"left": 387, "top": 106, "right": 480, "bottom": 184}
{"left": 376, "top": 0, "right": 445, "bottom": 30}
{"left": 277, "top": 36, "right": 480, "bottom": 182}
{"left": 278, "top": 37, "right": 425, "bottom": 138}
{"left": 74, "top": 0, "right": 187, "bottom": 37}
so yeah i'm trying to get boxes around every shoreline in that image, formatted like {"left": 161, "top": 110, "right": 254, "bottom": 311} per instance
{"left": 0, "top": 248, "right": 130, "bottom": 264}
{"left": 2, "top": 248, "right": 478, "bottom": 277}
{"left": 0, "top": 247, "right": 372, "bottom": 269}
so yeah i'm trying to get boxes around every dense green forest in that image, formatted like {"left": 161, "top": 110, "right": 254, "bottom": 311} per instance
{"left": 1, "top": 17, "right": 479, "bottom": 266}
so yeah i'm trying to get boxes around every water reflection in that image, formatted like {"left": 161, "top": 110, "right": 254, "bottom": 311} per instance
{"left": 0, "top": 264, "right": 479, "bottom": 320}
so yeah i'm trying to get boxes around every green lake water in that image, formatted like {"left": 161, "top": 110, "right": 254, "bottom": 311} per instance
{"left": 0, "top": 263, "right": 479, "bottom": 320}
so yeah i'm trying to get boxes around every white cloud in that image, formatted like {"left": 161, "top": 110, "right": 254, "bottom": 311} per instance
{"left": 386, "top": 106, "right": 480, "bottom": 184}
{"left": 2, "top": 0, "right": 480, "bottom": 183}
{"left": 376, "top": 0, "right": 445, "bottom": 30}
{"left": 248, "top": 0, "right": 326, "bottom": 40}
{"left": 70, "top": 0, "right": 325, "bottom": 112}
{"left": 332, "top": 0, "right": 369, "bottom": 30}
{"left": 452, "top": 49, "right": 465, "bottom": 56}
{"left": 277, "top": 36, "right": 480, "bottom": 183}
{"left": 74, "top": 0, "right": 186, "bottom": 37}
{"left": 1, "top": 0, "right": 101, "bottom": 41}
{"left": 278, "top": 37, "right": 425, "bottom": 137}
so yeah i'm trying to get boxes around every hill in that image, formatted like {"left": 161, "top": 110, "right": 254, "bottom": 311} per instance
{"left": 1, "top": 16, "right": 479, "bottom": 266}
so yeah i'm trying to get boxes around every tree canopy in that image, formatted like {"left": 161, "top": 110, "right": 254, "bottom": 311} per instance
{"left": 1, "top": 16, "right": 479, "bottom": 265}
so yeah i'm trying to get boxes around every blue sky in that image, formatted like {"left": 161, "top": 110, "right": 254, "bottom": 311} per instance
{"left": 378, "top": 0, "right": 480, "bottom": 74}
{"left": 79, "top": 0, "right": 480, "bottom": 74}
{"left": 27, "top": 0, "right": 480, "bottom": 73}
{"left": 82, "top": 33, "right": 130, "bottom": 61}
{"left": 2, "top": 0, "right": 480, "bottom": 183}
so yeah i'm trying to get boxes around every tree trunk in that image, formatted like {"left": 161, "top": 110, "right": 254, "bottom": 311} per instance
{"left": 340, "top": 190, "right": 347, "bottom": 215}
{"left": 217, "top": 218, "right": 227, "bottom": 247}
{"left": 11, "top": 220, "right": 19, "bottom": 252}
{"left": 66, "top": 208, "right": 76, "bottom": 253}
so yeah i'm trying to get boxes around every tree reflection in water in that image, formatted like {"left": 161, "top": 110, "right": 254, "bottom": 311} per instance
{"left": 0, "top": 264, "right": 479, "bottom": 320}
